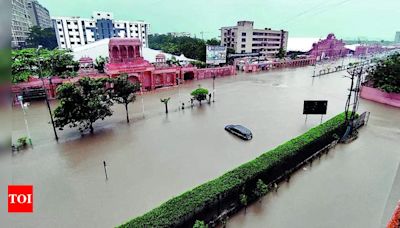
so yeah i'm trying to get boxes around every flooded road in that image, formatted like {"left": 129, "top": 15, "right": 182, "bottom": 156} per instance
{"left": 1, "top": 64, "right": 399, "bottom": 228}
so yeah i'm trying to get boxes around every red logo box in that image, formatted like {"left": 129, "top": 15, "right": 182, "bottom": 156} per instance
{"left": 8, "top": 185, "right": 33, "bottom": 213}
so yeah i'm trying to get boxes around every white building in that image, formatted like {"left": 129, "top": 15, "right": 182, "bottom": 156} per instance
{"left": 220, "top": 21, "right": 288, "bottom": 57}
{"left": 52, "top": 11, "right": 149, "bottom": 49}
{"left": 71, "top": 38, "right": 194, "bottom": 63}
{"left": 11, "top": 0, "right": 32, "bottom": 48}
{"left": 395, "top": 32, "right": 400, "bottom": 44}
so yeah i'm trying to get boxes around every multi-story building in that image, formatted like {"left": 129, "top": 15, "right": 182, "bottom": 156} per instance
{"left": 11, "top": 0, "right": 32, "bottom": 48}
{"left": 220, "top": 21, "right": 288, "bottom": 57}
{"left": 52, "top": 11, "right": 149, "bottom": 49}
{"left": 26, "top": 0, "right": 52, "bottom": 28}
{"left": 395, "top": 32, "right": 400, "bottom": 44}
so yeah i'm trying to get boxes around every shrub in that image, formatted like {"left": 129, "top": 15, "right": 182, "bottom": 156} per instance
{"left": 193, "top": 220, "right": 208, "bottom": 228}
{"left": 239, "top": 194, "right": 248, "bottom": 207}
{"left": 254, "top": 179, "right": 268, "bottom": 198}
{"left": 17, "top": 137, "right": 28, "bottom": 147}
{"left": 119, "top": 112, "right": 348, "bottom": 227}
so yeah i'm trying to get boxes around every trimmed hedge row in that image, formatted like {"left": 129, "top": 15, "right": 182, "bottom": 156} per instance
{"left": 119, "top": 113, "right": 348, "bottom": 227}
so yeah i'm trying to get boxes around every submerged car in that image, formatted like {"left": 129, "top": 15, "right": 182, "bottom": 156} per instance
{"left": 225, "top": 125, "right": 253, "bottom": 140}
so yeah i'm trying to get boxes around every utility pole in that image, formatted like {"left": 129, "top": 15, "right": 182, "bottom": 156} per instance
{"left": 341, "top": 61, "right": 367, "bottom": 141}
{"left": 37, "top": 45, "right": 58, "bottom": 141}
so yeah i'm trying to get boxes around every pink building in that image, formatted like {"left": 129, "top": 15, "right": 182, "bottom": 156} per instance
{"left": 309, "top": 33, "right": 348, "bottom": 60}
{"left": 105, "top": 38, "right": 235, "bottom": 91}
{"left": 354, "top": 44, "right": 385, "bottom": 56}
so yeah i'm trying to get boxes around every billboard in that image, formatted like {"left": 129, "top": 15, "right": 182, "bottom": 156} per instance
{"left": 206, "top": 46, "right": 227, "bottom": 64}
{"left": 303, "top": 100, "right": 328, "bottom": 115}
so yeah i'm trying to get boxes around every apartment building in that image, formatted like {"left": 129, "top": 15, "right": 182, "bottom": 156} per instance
{"left": 52, "top": 11, "right": 149, "bottom": 49}
{"left": 220, "top": 21, "right": 288, "bottom": 57}
{"left": 26, "top": 0, "right": 52, "bottom": 28}
{"left": 11, "top": 0, "right": 32, "bottom": 48}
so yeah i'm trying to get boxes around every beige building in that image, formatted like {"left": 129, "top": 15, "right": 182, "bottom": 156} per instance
{"left": 220, "top": 21, "right": 288, "bottom": 57}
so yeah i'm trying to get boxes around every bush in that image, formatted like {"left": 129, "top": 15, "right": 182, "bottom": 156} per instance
{"left": 193, "top": 220, "right": 208, "bottom": 228}
{"left": 17, "top": 137, "right": 28, "bottom": 147}
{"left": 254, "top": 179, "right": 268, "bottom": 198}
{"left": 119, "top": 112, "right": 348, "bottom": 227}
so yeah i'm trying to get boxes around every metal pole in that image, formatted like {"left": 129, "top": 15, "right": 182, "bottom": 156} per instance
{"left": 103, "top": 161, "right": 108, "bottom": 180}
{"left": 37, "top": 46, "right": 58, "bottom": 141}
{"left": 177, "top": 77, "right": 182, "bottom": 108}
{"left": 18, "top": 96, "right": 32, "bottom": 146}
{"left": 140, "top": 83, "right": 145, "bottom": 117}
{"left": 212, "top": 76, "right": 215, "bottom": 102}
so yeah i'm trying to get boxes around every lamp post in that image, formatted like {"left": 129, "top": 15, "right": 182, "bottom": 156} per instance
{"left": 18, "top": 95, "right": 32, "bottom": 146}
{"left": 37, "top": 45, "right": 58, "bottom": 141}
{"left": 212, "top": 75, "right": 216, "bottom": 102}
{"left": 140, "top": 83, "right": 145, "bottom": 117}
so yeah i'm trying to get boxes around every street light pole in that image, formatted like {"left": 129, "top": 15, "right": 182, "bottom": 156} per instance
{"left": 212, "top": 75, "right": 215, "bottom": 102}
{"left": 37, "top": 46, "right": 58, "bottom": 141}
{"left": 140, "top": 83, "right": 145, "bottom": 117}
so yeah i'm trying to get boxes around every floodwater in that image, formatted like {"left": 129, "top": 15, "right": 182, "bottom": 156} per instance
{"left": 1, "top": 62, "right": 399, "bottom": 228}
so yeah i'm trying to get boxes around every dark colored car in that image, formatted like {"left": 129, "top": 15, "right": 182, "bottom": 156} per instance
{"left": 225, "top": 125, "right": 253, "bottom": 140}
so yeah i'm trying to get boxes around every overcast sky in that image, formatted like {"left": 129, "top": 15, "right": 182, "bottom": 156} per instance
{"left": 41, "top": 0, "right": 400, "bottom": 41}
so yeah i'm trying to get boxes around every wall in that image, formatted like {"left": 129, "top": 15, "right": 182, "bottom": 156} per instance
{"left": 360, "top": 86, "right": 400, "bottom": 108}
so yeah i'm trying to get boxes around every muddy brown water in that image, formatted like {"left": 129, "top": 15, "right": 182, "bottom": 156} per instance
{"left": 1, "top": 63, "right": 399, "bottom": 228}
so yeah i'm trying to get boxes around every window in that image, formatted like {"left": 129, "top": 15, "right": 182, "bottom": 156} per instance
{"left": 74, "top": 22, "right": 78, "bottom": 25}
{"left": 242, "top": 38, "right": 246, "bottom": 42}
{"left": 241, "top": 44, "right": 245, "bottom": 48}
{"left": 59, "top": 28, "right": 62, "bottom": 31}
{"left": 77, "top": 42, "right": 81, "bottom": 44}
{"left": 61, "top": 41, "right": 65, "bottom": 44}
{"left": 68, "top": 29, "right": 72, "bottom": 31}
{"left": 67, "top": 21, "right": 70, "bottom": 24}
{"left": 75, "top": 29, "right": 79, "bottom": 32}
{"left": 57, "top": 21, "right": 61, "bottom": 24}
{"left": 241, "top": 50, "right": 245, "bottom": 53}
{"left": 242, "top": 32, "right": 246, "bottom": 36}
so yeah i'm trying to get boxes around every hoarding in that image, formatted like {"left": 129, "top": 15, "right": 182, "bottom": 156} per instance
{"left": 206, "top": 46, "right": 227, "bottom": 64}
{"left": 303, "top": 100, "right": 328, "bottom": 115}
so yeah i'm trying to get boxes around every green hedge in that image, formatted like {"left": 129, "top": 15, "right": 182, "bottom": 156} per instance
{"left": 119, "top": 113, "right": 348, "bottom": 227}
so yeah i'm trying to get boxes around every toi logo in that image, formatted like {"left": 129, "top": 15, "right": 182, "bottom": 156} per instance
{"left": 8, "top": 185, "right": 33, "bottom": 213}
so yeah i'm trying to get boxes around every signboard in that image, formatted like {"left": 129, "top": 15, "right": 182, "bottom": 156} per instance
{"left": 303, "top": 100, "right": 328, "bottom": 115}
{"left": 206, "top": 46, "right": 227, "bottom": 64}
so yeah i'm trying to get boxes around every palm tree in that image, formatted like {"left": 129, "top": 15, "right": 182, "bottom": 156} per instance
{"left": 160, "top": 97, "right": 171, "bottom": 114}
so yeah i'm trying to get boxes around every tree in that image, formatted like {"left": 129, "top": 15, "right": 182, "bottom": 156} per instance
{"left": 26, "top": 26, "right": 58, "bottom": 49}
{"left": 12, "top": 48, "right": 78, "bottom": 82}
{"left": 95, "top": 56, "right": 108, "bottom": 73}
{"left": 54, "top": 77, "right": 113, "bottom": 134}
{"left": 160, "top": 97, "right": 171, "bottom": 114}
{"left": 190, "top": 87, "right": 209, "bottom": 105}
{"left": 254, "top": 179, "right": 268, "bottom": 202}
{"left": 239, "top": 194, "right": 248, "bottom": 213}
{"left": 277, "top": 48, "right": 286, "bottom": 59}
{"left": 110, "top": 74, "right": 140, "bottom": 123}
{"left": 206, "top": 38, "right": 220, "bottom": 46}
{"left": 193, "top": 220, "right": 208, "bottom": 228}
{"left": 148, "top": 34, "right": 221, "bottom": 62}
{"left": 367, "top": 53, "right": 400, "bottom": 93}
